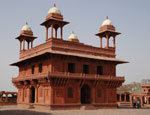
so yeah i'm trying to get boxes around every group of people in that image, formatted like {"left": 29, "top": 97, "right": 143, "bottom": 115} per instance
{"left": 133, "top": 99, "right": 141, "bottom": 108}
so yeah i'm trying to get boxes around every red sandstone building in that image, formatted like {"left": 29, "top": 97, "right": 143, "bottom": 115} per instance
{"left": 11, "top": 5, "right": 127, "bottom": 110}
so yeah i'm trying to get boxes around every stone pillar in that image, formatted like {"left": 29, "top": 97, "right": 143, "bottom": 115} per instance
{"left": 20, "top": 40, "right": 22, "bottom": 51}
{"left": 77, "top": 87, "right": 81, "bottom": 104}
{"left": 51, "top": 87, "right": 54, "bottom": 104}
{"left": 55, "top": 28, "right": 57, "bottom": 38}
{"left": 124, "top": 94, "right": 126, "bottom": 102}
{"left": 91, "top": 88, "right": 95, "bottom": 104}
{"left": 130, "top": 96, "right": 132, "bottom": 102}
{"left": 5, "top": 94, "right": 8, "bottom": 102}
{"left": 22, "top": 88, "right": 24, "bottom": 102}
{"left": 27, "top": 42, "right": 30, "bottom": 49}
{"left": 119, "top": 94, "right": 121, "bottom": 102}
{"left": 113, "top": 36, "right": 116, "bottom": 48}
{"left": 100, "top": 36, "right": 102, "bottom": 48}
{"left": 51, "top": 24, "right": 53, "bottom": 38}
{"left": 140, "top": 97, "right": 143, "bottom": 107}
{"left": 31, "top": 41, "right": 33, "bottom": 48}
{"left": 60, "top": 26, "right": 63, "bottom": 40}
{"left": 147, "top": 97, "right": 149, "bottom": 104}
{"left": 106, "top": 35, "right": 109, "bottom": 48}
{"left": 46, "top": 27, "right": 48, "bottom": 41}
{"left": 27, "top": 88, "right": 31, "bottom": 103}
{"left": 23, "top": 39, "right": 25, "bottom": 50}
{"left": 35, "top": 87, "right": 38, "bottom": 103}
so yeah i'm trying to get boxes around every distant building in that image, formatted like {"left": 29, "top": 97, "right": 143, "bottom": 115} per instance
{"left": 11, "top": 4, "right": 127, "bottom": 110}
{"left": 0, "top": 91, "right": 17, "bottom": 105}
{"left": 117, "top": 84, "right": 150, "bottom": 107}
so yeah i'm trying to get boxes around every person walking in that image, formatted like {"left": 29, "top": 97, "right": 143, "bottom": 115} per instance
{"left": 133, "top": 99, "right": 136, "bottom": 108}
{"left": 137, "top": 99, "right": 141, "bottom": 109}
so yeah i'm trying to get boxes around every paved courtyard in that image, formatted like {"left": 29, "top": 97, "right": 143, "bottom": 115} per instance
{"left": 0, "top": 106, "right": 150, "bottom": 115}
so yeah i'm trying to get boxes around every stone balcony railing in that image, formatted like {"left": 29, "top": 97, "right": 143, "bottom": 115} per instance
{"left": 12, "top": 72, "right": 124, "bottom": 82}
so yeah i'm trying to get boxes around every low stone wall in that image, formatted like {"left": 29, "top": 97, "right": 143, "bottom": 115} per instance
{"left": 0, "top": 102, "right": 17, "bottom": 106}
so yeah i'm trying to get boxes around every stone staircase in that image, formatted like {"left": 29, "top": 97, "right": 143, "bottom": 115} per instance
{"left": 28, "top": 104, "right": 35, "bottom": 109}
{"left": 80, "top": 104, "right": 96, "bottom": 110}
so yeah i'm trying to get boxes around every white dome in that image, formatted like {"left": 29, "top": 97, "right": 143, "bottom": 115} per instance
{"left": 48, "top": 5, "right": 61, "bottom": 15}
{"left": 101, "top": 16, "right": 113, "bottom": 26}
{"left": 21, "top": 23, "right": 32, "bottom": 31}
{"left": 68, "top": 32, "right": 78, "bottom": 40}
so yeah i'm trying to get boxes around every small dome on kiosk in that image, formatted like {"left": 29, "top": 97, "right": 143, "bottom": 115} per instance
{"left": 48, "top": 4, "right": 61, "bottom": 15}
{"left": 68, "top": 32, "right": 79, "bottom": 42}
{"left": 101, "top": 16, "right": 113, "bottom": 26}
{"left": 21, "top": 23, "right": 32, "bottom": 32}
{"left": 20, "top": 22, "right": 33, "bottom": 36}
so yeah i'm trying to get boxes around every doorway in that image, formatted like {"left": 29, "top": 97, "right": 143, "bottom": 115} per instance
{"left": 81, "top": 84, "right": 91, "bottom": 104}
{"left": 30, "top": 86, "right": 35, "bottom": 103}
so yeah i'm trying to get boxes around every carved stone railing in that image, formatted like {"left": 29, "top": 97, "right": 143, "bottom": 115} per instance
{"left": 19, "top": 38, "right": 116, "bottom": 61}
{"left": 20, "top": 41, "right": 52, "bottom": 60}
{"left": 12, "top": 72, "right": 124, "bottom": 82}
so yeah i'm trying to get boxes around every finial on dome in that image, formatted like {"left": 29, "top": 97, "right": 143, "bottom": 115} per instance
{"left": 101, "top": 16, "right": 113, "bottom": 26}
{"left": 26, "top": 22, "right": 28, "bottom": 25}
{"left": 54, "top": 3, "right": 56, "bottom": 7}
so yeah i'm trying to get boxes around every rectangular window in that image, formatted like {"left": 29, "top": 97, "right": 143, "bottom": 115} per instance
{"left": 31, "top": 65, "right": 35, "bottom": 74}
{"left": 83, "top": 64, "right": 89, "bottom": 74}
{"left": 68, "top": 63, "right": 75, "bottom": 73}
{"left": 39, "top": 63, "right": 42, "bottom": 73}
{"left": 97, "top": 88, "right": 101, "bottom": 97}
{"left": 97, "top": 66, "right": 103, "bottom": 75}
{"left": 68, "top": 87, "right": 73, "bottom": 98}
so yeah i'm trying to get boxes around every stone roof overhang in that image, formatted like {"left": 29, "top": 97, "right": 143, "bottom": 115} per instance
{"left": 40, "top": 18, "right": 69, "bottom": 27}
{"left": 15, "top": 34, "right": 37, "bottom": 40}
{"left": 96, "top": 30, "right": 121, "bottom": 37}
{"left": 10, "top": 50, "right": 128, "bottom": 66}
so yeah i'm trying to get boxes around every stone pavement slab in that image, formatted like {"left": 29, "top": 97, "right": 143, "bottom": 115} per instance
{"left": 0, "top": 106, "right": 150, "bottom": 115}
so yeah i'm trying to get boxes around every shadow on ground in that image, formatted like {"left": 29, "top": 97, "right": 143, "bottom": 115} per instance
{"left": 0, "top": 110, "right": 52, "bottom": 115}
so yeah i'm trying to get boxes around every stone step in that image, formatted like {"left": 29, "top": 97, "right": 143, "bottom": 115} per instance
{"left": 80, "top": 104, "right": 96, "bottom": 110}
{"left": 28, "top": 104, "right": 35, "bottom": 109}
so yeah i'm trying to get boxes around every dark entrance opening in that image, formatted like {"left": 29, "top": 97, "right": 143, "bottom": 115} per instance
{"left": 126, "top": 94, "right": 130, "bottom": 102}
{"left": 31, "top": 86, "right": 35, "bottom": 103}
{"left": 81, "top": 84, "right": 91, "bottom": 104}
{"left": 121, "top": 94, "right": 124, "bottom": 101}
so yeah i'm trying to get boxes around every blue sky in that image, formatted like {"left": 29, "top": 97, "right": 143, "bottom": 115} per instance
{"left": 0, "top": 0, "right": 150, "bottom": 91}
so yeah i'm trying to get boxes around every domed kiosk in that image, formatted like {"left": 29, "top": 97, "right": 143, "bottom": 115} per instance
{"left": 16, "top": 23, "right": 36, "bottom": 51}
{"left": 96, "top": 16, "right": 120, "bottom": 49}
{"left": 41, "top": 4, "right": 69, "bottom": 41}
